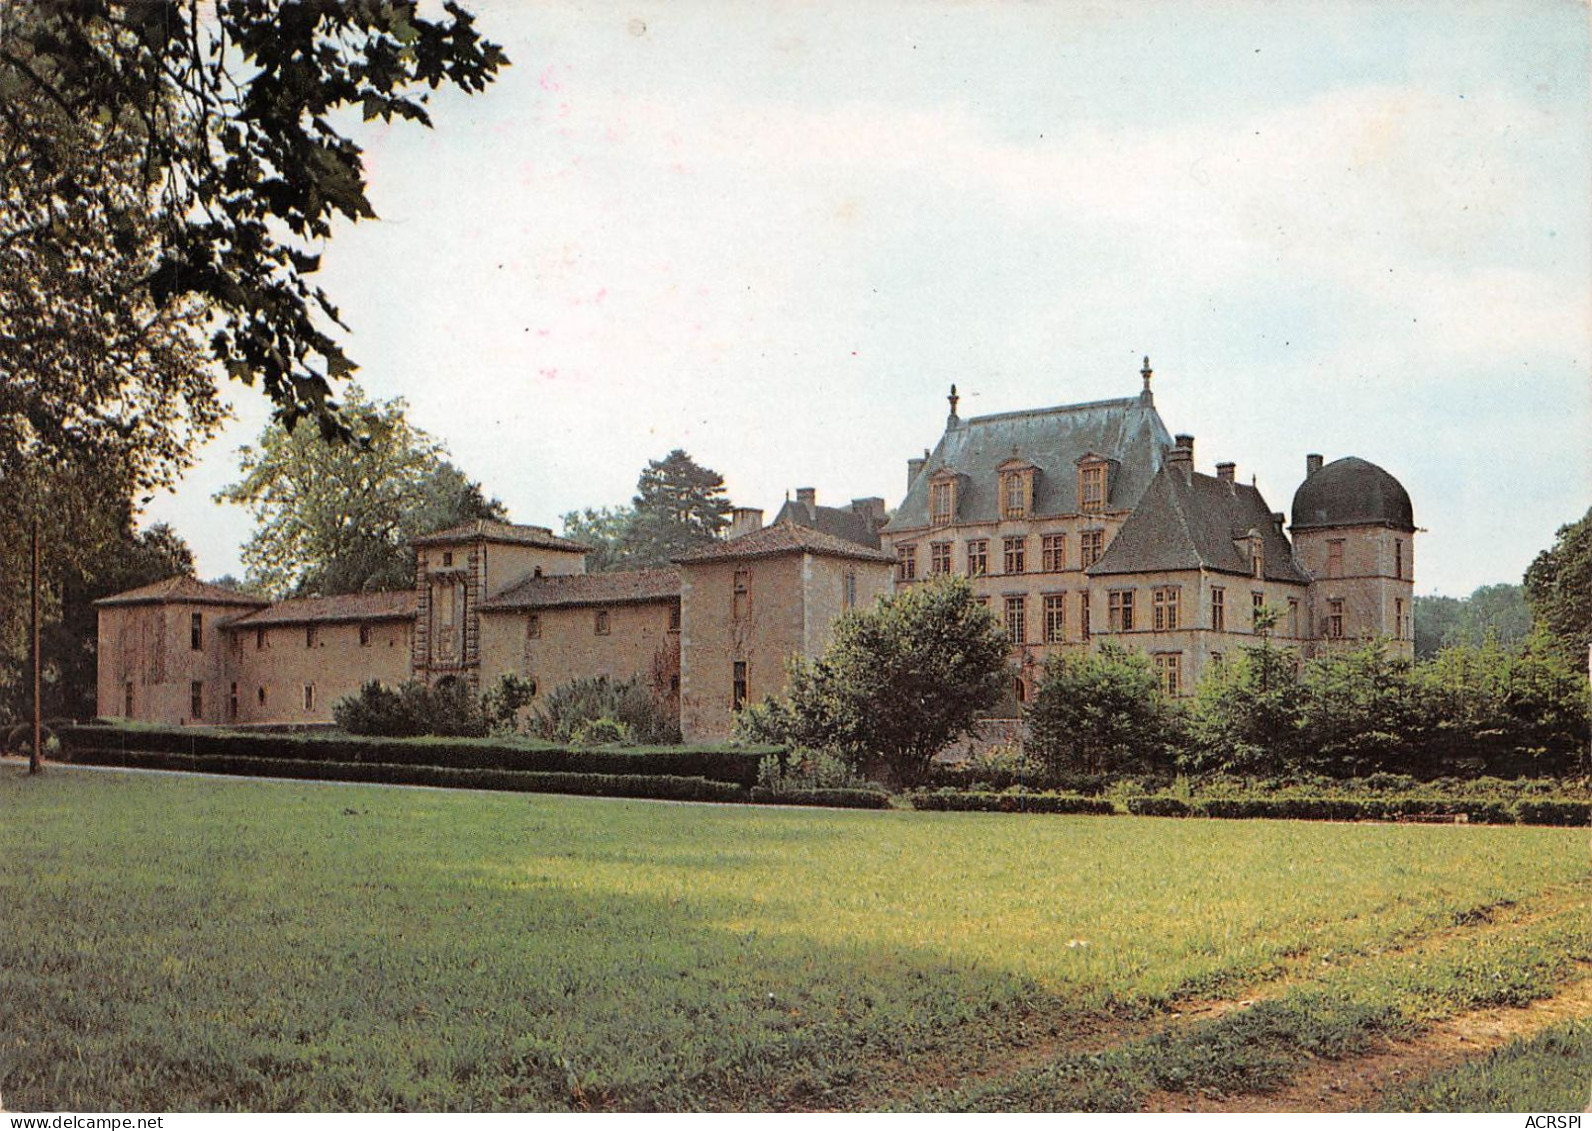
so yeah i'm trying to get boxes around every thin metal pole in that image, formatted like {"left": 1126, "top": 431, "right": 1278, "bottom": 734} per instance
{"left": 31, "top": 514, "right": 42, "bottom": 774}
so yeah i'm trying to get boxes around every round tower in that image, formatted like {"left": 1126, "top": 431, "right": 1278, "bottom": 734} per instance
{"left": 1290, "top": 456, "right": 1415, "bottom": 655}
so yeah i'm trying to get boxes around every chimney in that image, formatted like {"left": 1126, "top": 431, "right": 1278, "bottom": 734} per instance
{"left": 795, "top": 487, "right": 816, "bottom": 508}
{"left": 1272, "top": 512, "right": 1286, "bottom": 535}
{"left": 728, "top": 507, "right": 763, "bottom": 539}
{"left": 1306, "top": 453, "right": 1324, "bottom": 477}
{"left": 947, "top": 383, "right": 961, "bottom": 429}
{"left": 850, "top": 497, "right": 886, "bottom": 525}
{"left": 907, "top": 449, "right": 928, "bottom": 491}
{"left": 1139, "top": 356, "right": 1154, "bottom": 406}
{"left": 1216, "top": 462, "right": 1236, "bottom": 483}
{"left": 1166, "top": 434, "right": 1194, "bottom": 482}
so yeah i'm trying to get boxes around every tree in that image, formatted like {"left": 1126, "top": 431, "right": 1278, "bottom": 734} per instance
{"left": 738, "top": 576, "right": 1009, "bottom": 786}
{"left": 1413, "top": 584, "right": 1532, "bottom": 660}
{"left": 1524, "top": 508, "right": 1592, "bottom": 668}
{"left": 562, "top": 451, "right": 735, "bottom": 571}
{"left": 1028, "top": 643, "right": 1177, "bottom": 775}
{"left": 217, "top": 386, "right": 506, "bottom": 598}
{"left": 1296, "top": 641, "right": 1424, "bottom": 776}
{"left": 2, "top": 1, "right": 507, "bottom": 482}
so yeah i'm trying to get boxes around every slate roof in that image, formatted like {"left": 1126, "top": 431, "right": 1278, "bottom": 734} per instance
{"left": 94, "top": 576, "right": 270, "bottom": 609}
{"left": 1291, "top": 457, "right": 1414, "bottom": 532}
{"left": 884, "top": 396, "right": 1173, "bottom": 531}
{"left": 410, "top": 519, "right": 589, "bottom": 552}
{"left": 228, "top": 589, "right": 419, "bottom": 627}
{"left": 771, "top": 499, "right": 883, "bottom": 548}
{"left": 1088, "top": 466, "right": 1310, "bottom": 583}
{"left": 481, "top": 569, "right": 681, "bottom": 611}
{"left": 674, "top": 522, "right": 895, "bottom": 564}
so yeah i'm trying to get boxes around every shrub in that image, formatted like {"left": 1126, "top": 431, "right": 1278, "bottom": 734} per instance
{"left": 332, "top": 679, "right": 487, "bottom": 737}
{"left": 909, "top": 790, "right": 1116, "bottom": 815}
{"left": 1127, "top": 796, "right": 1191, "bottom": 818}
{"left": 756, "top": 747, "right": 870, "bottom": 794}
{"left": 570, "top": 717, "right": 631, "bottom": 747}
{"left": 532, "top": 675, "right": 679, "bottom": 746}
{"left": 1028, "top": 643, "right": 1178, "bottom": 776}
{"left": 480, "top": 674, "right": 538, "bottom": 735}
{"left": 1513, "top": 800, "right": 1592, "bottom": 826}
{"left": 748, "top": 786, "right": 891, "bottom": 809}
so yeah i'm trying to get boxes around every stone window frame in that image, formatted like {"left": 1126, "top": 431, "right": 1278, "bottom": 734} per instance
{"left": 1003, "top": 594, "right": 1027, "bottom": 645}
{"left": 1107, "top": 589, "right": 1135, "bottom": 632}
{"left": 1152, "top": 586, "right": 1180, "bottom": 632}
{"left": 1040, "top": 533, "right": 1067, "bottom": 573}
{"left": 595, "top": 609, "right": 612, "bottom": 636}
{"left": 1326, "top": 539, "right": 1344, "bottom": 579}
{"left": 732, "top": 660, "right": 748, "bottom": 711}
{"left": 1251, "top": 591, "right": 1266, "bottom": 630}
{"left": 190, "top": 612, "right": 203, "bottom": 651}
{"left": 1152, "top": 652, "right": 1182, "bottom": 697}
{"left": 1327, "top": 598, "right": 1345, "bottom": 639}
{"left": 303, "top": 684, "right": 316, "bottom": 712}
{"left": 1002, "top": 535, "right": 1026, "bottom": 576}
{"left": 189, "top": 680, "right": 203, "bottom": 720}
{"left": 526, "top": 612, "right": 542, "bottom": 639}
{"left": 1078, "top": 461, "right": 1108, "bottom": 513}
{"left": 966, "top": 539, "right": 989, "bottom": 577}
{"left": 929, "top": 475, "right": 957, "bottom": 526}
{"left": 1042, "top": 593, "right": 1067, "bottom": 643}
{"left": 1211, "top": 586, "right": 1226, "bottom": 632}
{"left": 896, "top": 544, "right": 917, "bottom": 582}
{"left": 1080, "top": 529, "right": 1105, "bottom": 569}
{"left": 929, "top": 541, "right": 953, "bottom": 576}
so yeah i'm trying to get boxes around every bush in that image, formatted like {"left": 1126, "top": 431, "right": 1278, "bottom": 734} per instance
{"left": 532, "top": 675, "right": 679, "bottom": 746}
{"left": 1127, "top": 796, "right": 1191, "bottom": 817}
{"left": 570, "top": 717, "right": 631, "bottom": 747}
{"left": 332, "top": 679, "right": 487, "bottom": 737}
{"left": 909, "top": 790, "right": 1116, "bottom": 815}
{"left": 757, "top": 747, "right": 873, "bottom": 795}
{"left": 1028, "top": 643, "right": 1178, "bottom": 775}
{"left": 748, "top": 786, "right": 891, "bottom": 809}
{"left": 1513, "top": 800, "right": 1592, "bottom": 826}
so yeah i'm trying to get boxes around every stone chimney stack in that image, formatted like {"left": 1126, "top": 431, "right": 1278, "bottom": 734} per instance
{"left": 1272, "top": 512, "right": 1287, "bottom": 535}
{"left": 907, "top": 449, "right": 928, "bottom": 491}
{"left": 850, "top": 497, "right": 886, "bottom": 524}
{"left": 1306, "top": 453, "right": 1324, "bottom": 477}
{"left": 1216, "top": 462, "right": 1236, "bottom": 483}
{"left": 795, "top": 487, "right": 816, "bottom": 508}
{"left": 728, "top": 507, "right": 763, "bottom": 539}
{"left": 1166, "top": 434, "right": 1194, "bottom": 482}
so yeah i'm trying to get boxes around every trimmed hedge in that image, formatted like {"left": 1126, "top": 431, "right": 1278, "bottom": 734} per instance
{"left": 749, "top": 787, "right": 893, "bottom": 810}
{"left": 1513, "top": 800, "right": 1592, "bottom": 827}
{"left": 1187, "top": 796, "right": 1519, "bottom": 824}
{"left": 1126, "top": 796, "right": 1192, "bottom": 818}
{"left": 910, "top": 790, "right": 1116, "bottom": 815}
{"left": 62, "top": 724, "right": 768, "bottom": 786}
{"left": 62, "top": 745, "right": 747, "bottom": 803}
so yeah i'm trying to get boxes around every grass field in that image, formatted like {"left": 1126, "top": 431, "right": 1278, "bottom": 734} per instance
{"left": 1, "top": 764, "right": 1587, "bottom": 1111}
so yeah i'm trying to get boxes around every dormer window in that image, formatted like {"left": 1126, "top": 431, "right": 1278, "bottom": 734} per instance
{"left": 997, "top": 461, "right": 1035, "bottom": 519}
{"left": 1077, "top": 458, "right": 1108, "bottom": 513}
{"left": 1251, "top": 535, "right": 1265, "bottom": 579}
{"left": 929, "top": 475, "right": 957, "bottom": 526}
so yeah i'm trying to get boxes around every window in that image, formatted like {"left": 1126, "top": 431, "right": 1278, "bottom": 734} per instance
{"left": 1080, "top": 591, "right": 1091, "bottom": 639}
{"left": 1395, "top": 597, "right": 1406, "bottom": 640}
{"left": 930, "top": 542, "right": 952, "bottom": 576}
{"left": 190, "top": 612, "right": 203, "bottom": 651}
{"left": 1079, "top": 463, "right": 1106, "bottom": 512}
{"left": 668, "top": 674, "right": 680, "bottom": 696}
{"left": 1004, "top": 595, "right": 1027, "bottom": 644}
{"left": 306, "top": 624, "right": 317, "bottom": 648}
{"left": 733, "top": 569, "right": 750, "bottom": 619}
{"left": 303, "top": 684, "right": 316, "bottom": 712}
{"left": 1251, "top": 536, "right": 1265, "bottom": 579}
{"left": 1108, "top": 590, "right": 1135, "bottom": 632}
{"left": 1152, "top": 586, "right": 1180, "bottom": 631}
{"left": 732, "top": 661, "right": 748, "bottom": 711}
{"left": 1211, "top": 587, "right": 1226, "bottom": 632}
{"left": 930, "top": 480, "right": 955, "bottom": 525}
{"left": 190, "top": 681, "right": 203, "bottom": 720}
{"left": 256, "top": 626, "right": 266, "bottom": 650}
{"left": 1013, "top": 677, "right": 1028, "bottom": 705}
{"left": 595, "top": 609, "right": 611, "bottom": 635}
{"left": 1080, "top": 530, "right": 1105, "bottom": 568}
{"left": 1394, "top": 539, "right": 1404, "bottom": 579}
{"left": 442, "top": 551, "right": 454, "bottom": 567}
{"left": 123, "top": 681, "right": 133, "bottom": 717}
{"left": 966, "top": 540, "right": 988, "bottom": 577}
{"left": 1000, "top": 470, "right": 1030, "bottom": 519}
{"left": 1326, "top": 539, "right": 1344, "bottom": 579}
{"left": 229, "top": 682, "right": 239, "bottom": 721}
{"left": 1252, "top": 591, "right": 1265, "bottom": 629}
{"left": 1288, "top": 598, "right": 1300, "bottom": 638}
{"left": 1153, "top": 653, "right": 1182, "bottom": 696}
{"left": 526, "top": 613, "right": 542, "bottom": 639}
{"left": 896, "top": 544, "right": 917, "bottom": 582}
{"left": 359, "top": 623, "right": 371, "bottom": 647}
{"left": 1003, "top": 536, "right": 1026, "bottom": 575}
{"left": 1043, "top": 594, "right": 1066, "bottom": 643}
{"left": 669, "top": 604, "right": 682, "bottom": 631}
{"left": 842, "top": 572, "right": 857, "bottom": 611}
{"left": 1041, "top": 534, "right": 1067, "bottom": 573}
{"left": 257, "top": 686, "right": 267, "bottom": 707}
{"left": 1327, "top": 598, "right": 1345, "bottom": 639}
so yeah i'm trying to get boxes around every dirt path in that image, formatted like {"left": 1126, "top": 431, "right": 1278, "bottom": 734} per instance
{"left": 1143, "top": 973, "right": 1592, "bottom": 1113}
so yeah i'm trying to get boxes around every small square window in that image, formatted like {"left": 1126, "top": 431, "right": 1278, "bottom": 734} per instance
{"left": 595, "top": 609, "right": 611, "bottom": 635}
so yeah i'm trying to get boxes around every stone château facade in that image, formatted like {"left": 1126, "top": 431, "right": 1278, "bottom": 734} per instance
{"left": 96, "top": 362, "right": 1415, "bottom": 739}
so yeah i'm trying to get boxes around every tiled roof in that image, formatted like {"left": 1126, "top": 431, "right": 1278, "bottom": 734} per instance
{"left": 771, "top": 499, "right": 883, "bottom": 548}
{"left": 1088, "top": 466, "right": 1311, "bottom": 583}
{"left": 410, "top": 519, "right": 589, "bottom": 552}
{"left": 94, "top": 576, "right": 270, "bottom": 609}
{"left": 885, "top": 395, "right": 1173, "bottom": 531}
{"left": 675, "top": 522, "right": 895, "bottom": 564}
{"left": 228, "top": 589, "right": 419, "bottom": 627}
{"left": 481, "top": 569, "right": 681, "bottom": 611}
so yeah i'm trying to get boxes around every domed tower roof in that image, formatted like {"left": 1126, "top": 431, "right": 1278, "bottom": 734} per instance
{"left": 1291, "top": 456, "right": 1414, "bottom": 533}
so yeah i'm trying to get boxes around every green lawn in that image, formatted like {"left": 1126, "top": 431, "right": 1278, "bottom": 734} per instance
{"left": 1, "top": 765, "right": 1586, "bottom": 1111}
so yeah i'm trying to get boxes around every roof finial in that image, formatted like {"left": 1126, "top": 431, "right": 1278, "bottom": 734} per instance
{"left": 1139, "top": 356, "right": 1154, "bottom": 406}
{"left": 947, "top": 383, "right": 960, "bottom": 422}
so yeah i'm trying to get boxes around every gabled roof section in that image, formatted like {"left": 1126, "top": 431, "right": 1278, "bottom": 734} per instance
{"left": 481, "top": 569, "right": 681, "bottom": 611}
{"left": 885, "top": 396, "right": 1173, "bottom": 530}
{"left": 228, "top": 589, "right": 419, "bottom": 627}
{"left": 410, "top": 519, "right": 589, "bottom": 552}
{"left": 1088, "top": 466, "right": 1310, "bottom": 583}
{"left": 94, "top": 577, "right": 270, "bottom": 609}
{"left": 675, "top": 522, "right": 894, "bottom": 564}
{"left": 771, "top": 499, "right": 883, "bottom": 549}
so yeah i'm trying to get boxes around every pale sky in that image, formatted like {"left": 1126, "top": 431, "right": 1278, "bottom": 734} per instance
{"left": 144, "top": 0, "right": 1592, "bottom": 598}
